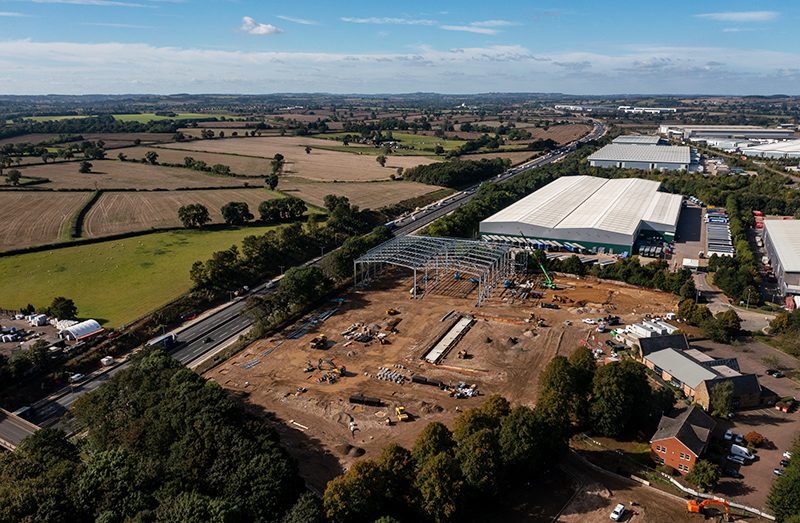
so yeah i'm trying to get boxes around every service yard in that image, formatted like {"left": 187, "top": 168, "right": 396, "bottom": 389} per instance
{"left": 158, "top": 136, "right": 437, "bottom": 182}
{"left": 0, "top": 191, "right": 93, "bottom": 251}
{"left": 206, "top": 272, "right": 678, "bottom": 491}
{"left": 16, "top": 160, "right": 249, "bottom": 190}
{"left": 83, "top": 188, "right": 280, "bottom": 237}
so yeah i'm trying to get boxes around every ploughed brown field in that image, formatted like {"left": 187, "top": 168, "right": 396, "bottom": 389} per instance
{"left": 16, "top": 160, "right": 251, "bottom": 190}
{"left": 82, "top": 188, "right": 279, "bottom": 237}
{"left": 0, "top": 191, "right": 92, "bottom": 251}
{"left": 157, "top": 136, "right": 437, "bottom": 182}
{"left": 122, "top": 146, "right": 271, "bottom": 176}
{"left": 279, "top": 178, "right": 445, "bottom": 210}
{"left": 0, "top": 132, "right": 174, "bottom": 147}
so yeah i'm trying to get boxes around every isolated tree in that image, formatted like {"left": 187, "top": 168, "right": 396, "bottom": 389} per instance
{"left": 376, "top": 154, "right": 387, "bottom": 167}
{"left": 709, "top": 380, "right": 734, "bottom": 418}
{"left": 144, "top": 151, "right": 159, "bottom": 165}
{"left": 685, "top": 460, "right": 720, "bottom": 492}
{"left": 271, "top": 153, "right": 285, "bottom": 175}
{"left": 434, "top": 145, "right": 445, "bottom": 155}
{"left": 79, "top": 161, "right": 92, "bottom": 173}
{"left": 177, "top": 203, "right": 210, "bottom": 228}
{"left": 267, "top": 174, "right": 279, "bottom": 190}
{"left": 715, "top": 309, "right": 742, "bottom": 341}
{"left": 117, "top": 152, "right": 127, "bottom": 161}
{"left": 305, "top": 146, "right": 312, "bottom": 154}
{"left": 220, "top": 201, "right": 253, "bottom": 225}
{"left": 6, "top": 169, "right": 21, "bottom": 186}
{"left": 49, "top": 296, "right": 78, "bottom": 320}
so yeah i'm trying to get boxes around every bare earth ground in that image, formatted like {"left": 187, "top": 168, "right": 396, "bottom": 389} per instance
{"left": 447, "top": 123, "right": 591, "bottom": 145}
{"left": 278, "top": 178, "right": 445, "bottom": 209}
{"left": 206, "top": 272, "right": 677, "bottom": 492}
{"left": 158, "top": 137, "right": 437, "bottom": 181}
{"left": 82, "top": 188, "right": 278, "bottom": 237}
{"left": 16, "top": 160, "right": 249, "bottom": 190}
{"left": 0, "top": 191, "right": 92, "bottom": 251}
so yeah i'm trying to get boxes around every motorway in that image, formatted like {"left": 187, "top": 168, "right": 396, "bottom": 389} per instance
{"left": 20, "top": 120, "right": 605, "bottom": 432}
{"left": 0, "top": 409, "right": 41, "bottom": 450}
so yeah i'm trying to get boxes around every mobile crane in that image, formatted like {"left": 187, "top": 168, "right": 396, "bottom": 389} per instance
{"left": 518, "top": 230, "right": 557, "bottom": 289}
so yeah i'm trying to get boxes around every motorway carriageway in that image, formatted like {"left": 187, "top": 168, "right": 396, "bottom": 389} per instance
{"left": 25, "top": 121, "right": 606, "bottom": 430}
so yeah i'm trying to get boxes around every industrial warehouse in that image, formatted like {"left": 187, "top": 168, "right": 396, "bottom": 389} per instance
{"left": 479, "top": 175, "right": 683, "bottom": 254}
{"left": 741, "top": 139, "right": 800, "bottom": 159}
{"left": 587, "top": 143, "right": 692, "bottom": 171}
{"left": 763, "top": 219, "right": 800, "bottom": 296}
{"left": 658, "top": 124, "right": 795, "bottom": 141}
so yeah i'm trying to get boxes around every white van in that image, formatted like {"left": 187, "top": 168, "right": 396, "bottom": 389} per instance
{"left": 730, "top": 444, "right": 755, "bottom": 461}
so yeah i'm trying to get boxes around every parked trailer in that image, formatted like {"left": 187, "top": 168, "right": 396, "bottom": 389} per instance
{"left": 349, "top": 394, "right": 384, "bottom": 407}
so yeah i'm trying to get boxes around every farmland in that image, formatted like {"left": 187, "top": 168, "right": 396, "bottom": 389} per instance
{"left": 83, "top": 188, "right": 280, "bottom": 237}
{"left": 111, "top": 113, "right": 233, "bottom": 123}
{"left": 318, "top": 131, "right": 465, "bottom": 153}
{"left": 0, "top": 191, "right": 92, "bottom": 251}
{"left": 121, "top": 146, "right": 271, "bottom": 176}
{"left": 279, "top": 178, "right": 449, "bottom": 209}
{"left": 159, "top": 136, "right": 437, "bottom": 181}
{"left": 15, "top": 160, "right": 250, "bottom": 190}
{"left": 0, "top": 225, "right": 285, "bottom": 326}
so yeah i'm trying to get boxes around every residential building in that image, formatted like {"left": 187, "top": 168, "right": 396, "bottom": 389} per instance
{"left": 650, "top": 405, "right": 716, "bottom": 474}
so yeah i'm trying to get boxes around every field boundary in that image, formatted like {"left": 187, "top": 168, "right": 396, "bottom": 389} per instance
{"left": 70, "top": 189, "right": 103, "bottom": 238}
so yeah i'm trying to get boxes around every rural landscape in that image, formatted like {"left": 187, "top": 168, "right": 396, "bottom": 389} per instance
{"left": 1, "top": 2, "right": 800, "bottom": 523}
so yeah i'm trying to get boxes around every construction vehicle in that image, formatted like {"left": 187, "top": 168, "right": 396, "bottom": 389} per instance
{"left": 456, "top": 349, "right": 470, "bottom": 359}
{"left": 395, "top": 406, "right": 409, "bottom": 422}
{"left": 687, "top": 499, "right": 730, "bottom": 520}
{"left": 517, "top": 230, "right": 558, "bottom": 289}
{"left": 386, "top": 308, "right": 400, "bottom": 316}
{"left": 309, "top": 334, "right": 327, "bottom": 350}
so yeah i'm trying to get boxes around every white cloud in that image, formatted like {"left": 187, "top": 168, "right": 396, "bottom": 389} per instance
{"left": 276, "top": 15, "right": 317, "bottom": 26}
{"left": 0, "top": 11, "right": 28, "bottom": 16}
{"left": 440, "top": 25, "right": 497, "bottom": 35}
{"left": 0, "top": 39, "right": 798, "bottom": 95}
{"left": 470, "top": 20, "right": 517, "bottom": 27}
{"left": 722, "top": 27, "right": 755, "bottom": 33}
{"left": 240, "top": 16, "right": 282, "bottom": 35}
{"left": 340, "top": 17, "right": 435, "bottom": 26}
{"left": 696, "top": 11, "right": 778, "bottom": 22}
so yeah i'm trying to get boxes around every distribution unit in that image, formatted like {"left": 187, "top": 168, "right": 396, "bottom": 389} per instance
{"left": 479, "top": 175, "right": 683, "bottom": 254}
{"left": 587, "top": 143, "right": 691, "bottom": 171}
{"left": 763, "top": 220, "right": 800, "bottom": 295}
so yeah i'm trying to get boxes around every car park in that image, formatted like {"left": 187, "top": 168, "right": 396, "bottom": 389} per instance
{"left": 610, "top": 503, "right": 626, "bottom": 521}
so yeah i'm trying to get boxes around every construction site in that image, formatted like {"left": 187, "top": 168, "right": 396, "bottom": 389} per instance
{"left": 206, "top": 237, "right": 680, "bottom": 489}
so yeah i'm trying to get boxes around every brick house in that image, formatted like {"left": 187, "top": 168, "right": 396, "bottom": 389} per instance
{"left": 650, "top": 405, "right": 716, "bottom": 474}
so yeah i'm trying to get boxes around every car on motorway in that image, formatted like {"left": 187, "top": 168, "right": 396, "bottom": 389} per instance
{"left": 68, "top": 373, "right": 85, "bottom": 383}
{"left": 609, "top": 503, "right": 626, "bottom": 521}
{"left": 204, "top": 336, "right": 213, "bottom": 343}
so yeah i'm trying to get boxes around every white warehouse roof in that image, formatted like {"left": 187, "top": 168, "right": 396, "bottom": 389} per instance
{"left": 742, "top": 139, "right": 800, "bottom": 157}
{"left": 481, "top": 176, "right": 682, "bottom": 237}
{"left": 764, "top": 220, "right": 800, "bottom": 273}
{"left": 588, "top": 144, "right": 691, "bottom": 165}
{"left": 612, "top": 135, "right": 662, "bottom": 145}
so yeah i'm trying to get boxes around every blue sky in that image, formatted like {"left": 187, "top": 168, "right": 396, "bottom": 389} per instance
{"left": 0, "top": 0, "right": 798, "bottom": 95}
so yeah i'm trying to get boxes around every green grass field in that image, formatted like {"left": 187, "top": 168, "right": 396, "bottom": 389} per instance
{"left": 315, "top": 132, "right": 465, "bottom": 152}
{"left": 0, "top": 225, "right": 284, "bottom": 327}
{"left": 112, "top": 113, "right": 232, "bottom": 123}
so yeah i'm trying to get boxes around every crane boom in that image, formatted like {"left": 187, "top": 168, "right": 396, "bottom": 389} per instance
{"left": 518, "top": 230, "right": 557, "bottom": 289}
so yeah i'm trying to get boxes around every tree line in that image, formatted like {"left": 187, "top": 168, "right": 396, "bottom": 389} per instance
{"left": 0, "top": 348, "right": 311, "bottom": 522}
{"left": 402, "top": 158, "right": 510, "bottom": 188}
{"left": 177, "top": 197, "right": 307, "bottom": 229}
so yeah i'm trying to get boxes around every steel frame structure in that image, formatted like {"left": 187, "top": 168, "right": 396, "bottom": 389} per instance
{"left": 354, "top": 236, "right": 513, "bottom": 306}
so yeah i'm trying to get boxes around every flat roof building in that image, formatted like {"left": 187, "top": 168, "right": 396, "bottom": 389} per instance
{"left": 612, "top": 135, "right": 663, "bottom": 145}
{"left": 763, "top": 220, "right": 800, "bottom": 295}
{"left": 479, "top": 175, "right": 683, "bottom": 253}
{"left": 588, "top": 143, "right": 691, "bottom": 171}
{"left": 741, "top": 139, "right": 800, "bottom": 159}
{"left": 659, "top": 124, "right": 795, "bottom": 141}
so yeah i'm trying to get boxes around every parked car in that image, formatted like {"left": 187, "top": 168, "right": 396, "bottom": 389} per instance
{"left": 582, "top": 318, "right": 596, "bottom": 325}
{"left": 773, "top": 371, "right": 785, "bottom": 378}
{"left": 784, "top": 451, "right": 793, "bottom": 460}
{"left": 774, "top": 468, "right": 784, "bottom": 476}
{"left": 724, "top": 429, "right": 734, "bottom": 441}
{"left": 723, "top": 467, "right": 743, "bottom": 479}
{"left": 766, "top": 369, "right": 777, "bottom": 376}
{"left": 731, "top": 444, "right": 755, "bottom": 461}
{"left": 780, "top": 459, "right": 791, "bottom": 467}
{"left": 734, "top": 433, "right": 745, "bottom": 445}
{"left": 605, "top": 340, "right": 616, "bottom": 348}
{"left": 610, "top": 503, "right": 626, "bottom": 521}
{"left": 726, "top": 454, "right": 746, "bottom": 465}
